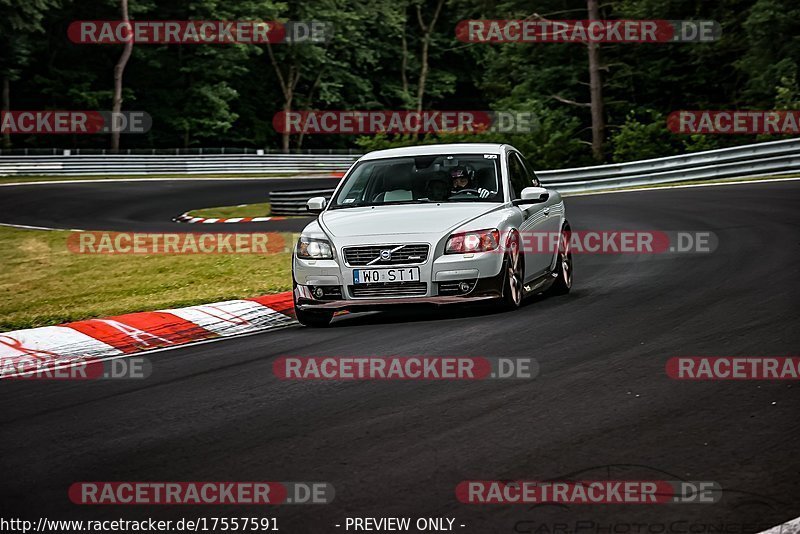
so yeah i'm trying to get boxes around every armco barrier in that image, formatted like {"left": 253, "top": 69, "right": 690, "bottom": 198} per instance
{"left": 0, "top": 154, "right": 358, "bottom": 176}
{"left": 269, "top": 189, "right": 336, "bottom": 216}
{"left": 537, "top": 138, "right": 800, "bottom": 193}
{"left": 1, "top": 139, "right": 798, "bottom": 194}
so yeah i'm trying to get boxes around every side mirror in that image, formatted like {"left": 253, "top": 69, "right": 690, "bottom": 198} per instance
{"left": 306, "top": 197, "right": 327, "bottom": 214}
{"left": 512, "top": 186, "right": 549, "bottom": 206}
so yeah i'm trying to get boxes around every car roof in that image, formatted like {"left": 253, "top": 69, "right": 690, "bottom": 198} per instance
{"left": 359, "top": 143, "right": 508, "bottom": 161}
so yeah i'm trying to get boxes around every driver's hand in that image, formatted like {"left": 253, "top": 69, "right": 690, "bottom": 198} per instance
{"left": 478, "top": 188, "right": 495, "bottom": 198}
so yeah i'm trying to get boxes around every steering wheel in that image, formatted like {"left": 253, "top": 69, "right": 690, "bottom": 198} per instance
{"left": 451, "top": 188, "right": 480, "bottom": 196}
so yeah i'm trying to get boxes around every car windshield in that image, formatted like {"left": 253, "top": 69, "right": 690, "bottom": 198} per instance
{"left": 330, "top": 154, "right": 502, "bottom": 209}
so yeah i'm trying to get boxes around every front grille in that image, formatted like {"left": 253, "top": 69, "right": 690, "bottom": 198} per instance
{"left": 343, "top": 244, "right": 429, "bottom": 266}
{"left": 349, "top": 282, "right": 428, "bottom": 298}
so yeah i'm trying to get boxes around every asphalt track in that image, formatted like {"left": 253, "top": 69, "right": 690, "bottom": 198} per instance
{"left": 0, "top": 180, "right": 798, "bottom": 532}
{"left": 0, "top": 177, "right": 337, "bottom": 232}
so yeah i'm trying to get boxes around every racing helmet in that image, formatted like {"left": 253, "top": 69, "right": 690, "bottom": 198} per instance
{"left": 449, "top": 165, "right": 474, "bottom": 191}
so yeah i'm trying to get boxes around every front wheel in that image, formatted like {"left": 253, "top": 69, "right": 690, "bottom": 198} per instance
{"left": 546, "top": 224, "right": 573, "bottom": 296}
{"left": 500, "top": 231, "right": 524, "bottom": 309}
{"left": 294, "top": 307, "right": 334, "bottom": 327}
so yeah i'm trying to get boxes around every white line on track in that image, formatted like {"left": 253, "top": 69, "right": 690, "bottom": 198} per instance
{"left": 0, "top": 221, "right": 84, "bottom": 231}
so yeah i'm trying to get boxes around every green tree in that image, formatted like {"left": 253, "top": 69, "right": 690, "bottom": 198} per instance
{"left": 0, "top": 0, "right": 62, "bottom": 148}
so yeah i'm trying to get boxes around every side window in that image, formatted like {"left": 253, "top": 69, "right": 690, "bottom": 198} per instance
{"left": 507, "top": 153, "right": 528, "bottom": 199}
{"left": 519, "top": 155, "right": 541, "bottom": 187}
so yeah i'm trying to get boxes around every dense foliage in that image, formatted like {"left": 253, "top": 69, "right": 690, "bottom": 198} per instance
{"left": 1, "top": 0, "right": 798, "bottom": 167}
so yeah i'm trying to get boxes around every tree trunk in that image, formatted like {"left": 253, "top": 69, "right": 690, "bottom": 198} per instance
{"left": 414, "top": 0, "right": 444, "bottom": 114}
{"left": 2, "top": 76, "right": 10, "bottom": 149}
{"left": 281, "top": 98, "right": 292, "bottom": 153}
{"left": 400, "top": 18, "right": 409, "bottom": 105}
{"left": 297, "top": 71, "right": 322, "bottom": 149}
{"left": 587, "top": 0, "right": 605, "bottom": 162}
{"left": 416, "top": 37, "right": 429, "bottom": 114}
{"left": 111, "top": 0, "right": 133, "bottom": 152}
{"left": 266, "top": 43, "right": 298, "bottom": 153}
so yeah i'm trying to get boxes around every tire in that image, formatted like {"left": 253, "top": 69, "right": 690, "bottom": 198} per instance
{"left": 294, "top": 306, "right": 334, "bottom": 327}
{"left": 546, "top": 224, "right": 573, "bottom": 296}
{"left": 500, "top": 230, "right": 524, "bottom": 309}
{"left": 292, "top": 271, "right": 334, "bottom": 327}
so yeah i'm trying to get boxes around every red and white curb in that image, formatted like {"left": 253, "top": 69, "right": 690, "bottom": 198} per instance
{"left": 174, "top": 212, "right": 286, "bottom": 224}
{"left": 0, "top": 292, "right": 295, "bottom": 378}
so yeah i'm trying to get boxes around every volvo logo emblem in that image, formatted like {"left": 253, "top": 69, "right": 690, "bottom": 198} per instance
{"left": 379, "top": 249, "right": 392, "bottom": 261}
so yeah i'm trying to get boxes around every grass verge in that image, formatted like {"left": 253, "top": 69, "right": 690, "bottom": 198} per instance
{"left": 186, "top": 202, "right": 273, "bottom": 219}
{"left": 0, "top": 226, "right": 294, "bottom": 332}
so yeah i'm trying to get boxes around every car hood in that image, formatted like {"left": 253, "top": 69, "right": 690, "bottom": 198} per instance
{"left": 320, "top": 203, "right": 500, "bottom": 237}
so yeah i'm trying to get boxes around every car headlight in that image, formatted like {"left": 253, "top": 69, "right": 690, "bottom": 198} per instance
{"left": 445, "top": 228, "right": 500, "bottom": 254}
{"left": 296, "top": 236, "right": 333, "bottom": 259}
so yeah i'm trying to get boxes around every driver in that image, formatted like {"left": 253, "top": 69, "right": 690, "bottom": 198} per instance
{"left": 449, "top": 166, "right": 473, "bottom": 194}
{"left": 450, "top": 165, "right": 496, "bottom": 198}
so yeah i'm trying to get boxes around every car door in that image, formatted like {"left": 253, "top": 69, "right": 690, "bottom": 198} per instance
{"left": 506, "top": 151, "right": 553, "bottom": 281}
{"left": 519, "top": 153, "right": 564, "bottom": 275}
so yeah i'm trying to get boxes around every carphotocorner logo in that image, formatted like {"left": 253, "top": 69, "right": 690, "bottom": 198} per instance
{"left": 272, "top": 110, "right": 538, "bottom": 135}
{"left": 456, "top": 20, "right": 720, "bottom": 43}
{"left": 508, "top": 464, "right": 788, "bottom": 534}
{"left": 0, "top": 111, "right": 151, "bottom": 135}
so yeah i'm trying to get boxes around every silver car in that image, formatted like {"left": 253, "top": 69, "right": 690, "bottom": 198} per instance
{"left": 292, "top": 143, "right": 572, "bottom": 326}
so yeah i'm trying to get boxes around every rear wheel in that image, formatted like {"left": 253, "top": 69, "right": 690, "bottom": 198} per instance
{"left": 295, "top": 307, "right": 334, "bottom": 327}
{"left": 500, "top": 231, "right": 523, "bottom": 309}
{"left": 546, "top": 224, "right": 573, "bottom": 296}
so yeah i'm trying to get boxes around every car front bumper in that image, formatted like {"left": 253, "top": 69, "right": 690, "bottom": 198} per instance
{"left": 293, "top": 291, "right": 500, "bottom": 312}
{"left": 293, "top": 248, "right": 506, "bottom": 312}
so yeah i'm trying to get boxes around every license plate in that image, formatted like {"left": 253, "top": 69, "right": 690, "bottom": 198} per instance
{"left": 353, "top": 267, "right": 420, "bottom": 284}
